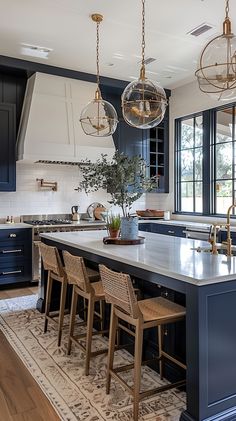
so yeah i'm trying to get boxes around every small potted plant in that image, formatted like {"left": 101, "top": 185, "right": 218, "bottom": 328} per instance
{"left": 107, "top": 214, "right": 121, "bottom": 238}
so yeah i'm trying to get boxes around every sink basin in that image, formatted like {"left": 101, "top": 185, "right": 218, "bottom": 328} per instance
{"left": 191, "top": 244, "right": 236, "bottom": 256}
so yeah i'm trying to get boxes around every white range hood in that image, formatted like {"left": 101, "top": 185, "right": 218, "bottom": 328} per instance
{"left": 17, "top": 72, "right": 115, "bottom": 164}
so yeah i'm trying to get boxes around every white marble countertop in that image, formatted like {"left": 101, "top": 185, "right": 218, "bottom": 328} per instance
{"left": 0, "top": 223, "right": 33, "bottom": 229}
{"left": 40, "top": 230, "right": 236, "bottom": 286}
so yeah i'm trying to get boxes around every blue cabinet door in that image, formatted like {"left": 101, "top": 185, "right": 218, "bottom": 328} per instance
{"left": 0, "top": 103, "right": 16, "bottom": 191}
{"left": 0, "top": 228, "right": 32, "bottom": 285}
{"left": 139, "top": 222, "right": 186, "bottom": 237}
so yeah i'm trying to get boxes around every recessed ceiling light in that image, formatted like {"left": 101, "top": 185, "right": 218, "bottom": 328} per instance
{"left": 21, "top": 43, "right": 53, "bottom": 59}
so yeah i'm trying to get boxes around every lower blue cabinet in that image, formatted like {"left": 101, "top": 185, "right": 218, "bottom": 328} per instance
{"left": 139, "top": 222, "right": 186, "bottom": 238}
{"left": 0, "top": 228, "right": 32, "bottom": 285}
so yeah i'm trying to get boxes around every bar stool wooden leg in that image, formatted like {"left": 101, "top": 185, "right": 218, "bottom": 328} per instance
{"left": 99, "top": 300, "right": 105, "bottom": 334}
{"left": 106, "top": 305, "right": 118, "bottom": 394}
{"left": 83, "top": 298, "right": 87, "bottom": 322}
{"left": 58, "top": 281, "right": 67, "bottom": 347}
{"left": 158, "top": 324, "right": 164, "bottom": 380}
{"left": 44, "top": 272, "right": 53, "bottom": 333}
{"left": 68, "top": 286, "right": 78, "bottom": 355}
{"left": 133, "top": 320, "right": 143, "bottom": 421}
{"left": 85, "top": 296, "right": 95, "bottom": 376}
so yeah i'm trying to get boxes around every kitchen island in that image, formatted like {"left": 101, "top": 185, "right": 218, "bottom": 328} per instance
{"left": 40, "top": 230, "right": 236, "bottom": 421}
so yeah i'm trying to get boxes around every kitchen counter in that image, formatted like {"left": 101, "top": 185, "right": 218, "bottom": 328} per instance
{"left": 40, "top": 230, "right": 234, "bottom": 286}
{"left": 0, "top": 223, "right": 33, "bottom": 229}
{"left": 40, "top": 229, "right": 236, "bottom": 421}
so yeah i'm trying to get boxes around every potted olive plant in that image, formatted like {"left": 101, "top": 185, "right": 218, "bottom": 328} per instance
{"left": 77, "top": 151, "right": 156, "bottom": 239}
{"left": 106, "top": 214, "right": 121, "bottom": 238}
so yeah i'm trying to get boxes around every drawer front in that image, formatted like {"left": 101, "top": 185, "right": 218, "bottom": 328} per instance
{"left": 0, "top": 260, "right": 32, "bottom": 285}
{"left": 152, "top": 224, "right": 186, "bottom": 237}
{"left": 0, "top": 228, "right": 32, "bottom": 243}
{"left": 0, "top": 243, "right": 32, "bottom": 261}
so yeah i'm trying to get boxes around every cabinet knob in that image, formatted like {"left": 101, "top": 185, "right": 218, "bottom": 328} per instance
{"left": 9, "top": 233, "right": 17, "bottom": 238}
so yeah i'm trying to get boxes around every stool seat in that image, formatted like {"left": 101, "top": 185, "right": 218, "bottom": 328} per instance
{"left": 92, "top": 281, "right": 105, "bottom": 298}
{"left": 138, "top": 296, "right": 186, "bottom": 323}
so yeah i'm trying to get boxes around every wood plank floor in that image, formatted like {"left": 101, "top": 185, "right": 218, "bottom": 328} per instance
{"left": 0, "top": 286, "right": 61, "bottom": 420}
{"left": 0, "top": 286, "right": 39, "bottom": 300}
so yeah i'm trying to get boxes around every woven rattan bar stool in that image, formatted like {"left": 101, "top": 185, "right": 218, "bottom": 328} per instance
{"left": 99, "top": 264, "right": 186, "bottom": 421}
{"left": 39, "top": 242, "right": 67, "bottom": 347}
{"left": 63, "top": 251, "right": 107, "bottom": 376}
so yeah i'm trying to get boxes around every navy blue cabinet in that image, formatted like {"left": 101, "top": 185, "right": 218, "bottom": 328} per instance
{"left": 0, "top": 103, "right": 16, "bottom": 191}
{"left": 139, "top": 222, "right": 186, "bottom": 238}
{"left": 0, "top": 228, "right": 32, "bottom": 285}
{"left": 219, "top": 230, "right": 236, "bottom": 244}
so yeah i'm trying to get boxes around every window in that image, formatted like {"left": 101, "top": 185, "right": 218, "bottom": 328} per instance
{"left": 213, "top": 107, "right": 236, "bottom": 214}
{"left": 175, "top": 103, "right": 236, "bottom": 216}
{"left": 176, "top": 115, "right": 203, "bottom": 213}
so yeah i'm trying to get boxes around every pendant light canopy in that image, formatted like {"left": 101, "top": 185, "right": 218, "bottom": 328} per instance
{"left": 80, "top": 14, "right": 118, "bottom": 137}
{"left": 195, "top": 0, "right": 236, "bottom": 101}
{"left": 121, "top": 0, "right": 167, "bottom": 129}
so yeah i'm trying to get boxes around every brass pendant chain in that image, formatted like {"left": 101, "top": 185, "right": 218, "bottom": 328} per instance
{"left": 96, "top": 20, "right": 100, "bottom": 89}
{"left": 225, "top": 0, "right": 229, "bottom": 19}
{"left": 140, "top": 0, "right": 146, "bottom": 80}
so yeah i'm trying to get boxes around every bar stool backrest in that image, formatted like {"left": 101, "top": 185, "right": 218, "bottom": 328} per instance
{"left": 63, "top": 251, "right": 91, "bottom": 293}
{"left": 99, "top": 264, "right": 141, "bottom": 319}
{"left": 39, "top": 243, "right": 64, "bottom": 278}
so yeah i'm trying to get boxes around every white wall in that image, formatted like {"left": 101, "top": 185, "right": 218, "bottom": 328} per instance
{"left": 0, "top": 162, "right": 146, "bottom": 221}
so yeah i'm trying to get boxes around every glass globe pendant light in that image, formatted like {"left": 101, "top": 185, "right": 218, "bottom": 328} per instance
{"left": 80, "top": 14, "right": 118, "bottom": 137}
{"left": 195, "top": 0, "right": 236, "bottom": 101}
{"left": 121, "top": 0, "right": 167, "bottom": 129}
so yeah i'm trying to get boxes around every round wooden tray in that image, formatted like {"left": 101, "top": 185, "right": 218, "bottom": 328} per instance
{"left": 103, "top": 236, "right": 145, "bottom": 245}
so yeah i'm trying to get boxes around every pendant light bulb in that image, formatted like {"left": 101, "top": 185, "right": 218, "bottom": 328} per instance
{"left": 80, "top": 14, "right": 118, "bottom": 137}
{"left": 121, "top": 0, "right": 167, "bottom": 129}
{"left": 195, "top": 0, "right": 236, "bottom": 100}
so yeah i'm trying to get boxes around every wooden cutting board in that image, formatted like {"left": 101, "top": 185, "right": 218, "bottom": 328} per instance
{"left": 94, "top": 206, "right": 106, "bottom": 220}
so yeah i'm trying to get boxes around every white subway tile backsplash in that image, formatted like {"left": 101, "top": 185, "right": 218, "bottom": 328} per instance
{"left": 0, "top": 163, "right": 165, "bottom": 219}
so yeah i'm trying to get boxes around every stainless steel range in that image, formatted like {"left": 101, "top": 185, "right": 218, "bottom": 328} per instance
{"left": 21, "top": 214, "right": 106, "bottom": 281}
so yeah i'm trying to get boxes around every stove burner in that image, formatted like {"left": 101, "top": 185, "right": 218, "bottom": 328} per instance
{"left": 25, "top": 219, "right": 72, "bottom": 226}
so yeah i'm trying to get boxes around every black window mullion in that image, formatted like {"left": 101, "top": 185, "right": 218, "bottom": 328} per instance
{"left": 193, "top": 117, "right": 196, "bottom": 212}
{"left": 202, "top": 110, "right": 211, "bottom": 215}
{"left": 233, "top": 106, "right": 235, "bottom": 210}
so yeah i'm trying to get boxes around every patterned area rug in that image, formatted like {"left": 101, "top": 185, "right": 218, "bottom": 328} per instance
{"left": 0, "top": 295, "right": 186, "bottom": 421}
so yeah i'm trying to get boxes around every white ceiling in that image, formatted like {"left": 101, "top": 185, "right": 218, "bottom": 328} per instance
{"left": 0, "top": 0, "right": 235, "bottom": 89}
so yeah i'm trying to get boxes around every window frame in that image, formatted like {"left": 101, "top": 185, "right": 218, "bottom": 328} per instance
{"left": 175, "top": 102, "right": 236, "bottom": 217}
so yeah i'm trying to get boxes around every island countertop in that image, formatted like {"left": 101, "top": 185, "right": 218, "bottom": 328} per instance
{"left": 40, "top": 230, "right": 236, "bottom": 286}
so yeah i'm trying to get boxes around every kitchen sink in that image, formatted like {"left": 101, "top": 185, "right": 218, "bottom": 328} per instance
{"left": 191, "top": 244, "right": 236, "bottom": 256}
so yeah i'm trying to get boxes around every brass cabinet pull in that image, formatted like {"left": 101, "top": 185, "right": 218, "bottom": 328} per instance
{"left": 1, "top": 249, "right": 22, "bottom": 254}
{"left": 9, "top": 233, "right": 17, "bottom": 238}
{"left": 1, "top": 270, "right": 22, "bottom": 275}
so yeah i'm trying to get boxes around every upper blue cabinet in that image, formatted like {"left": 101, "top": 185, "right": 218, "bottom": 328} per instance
{"left": 100, "top": 85, "right": 170, "bottom": 193}
{"left": 0, "top": 103, "right": 16, "bottom": 191}
{"left": 0, "top": 73, "right": 27, "bottom": 192}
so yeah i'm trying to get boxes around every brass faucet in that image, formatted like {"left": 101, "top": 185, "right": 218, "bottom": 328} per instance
{"left": 223, "top": 204, "right": 236, "bottom": 256}
{"left": 209, "top": 224, "right": 220, "bottom": 255}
